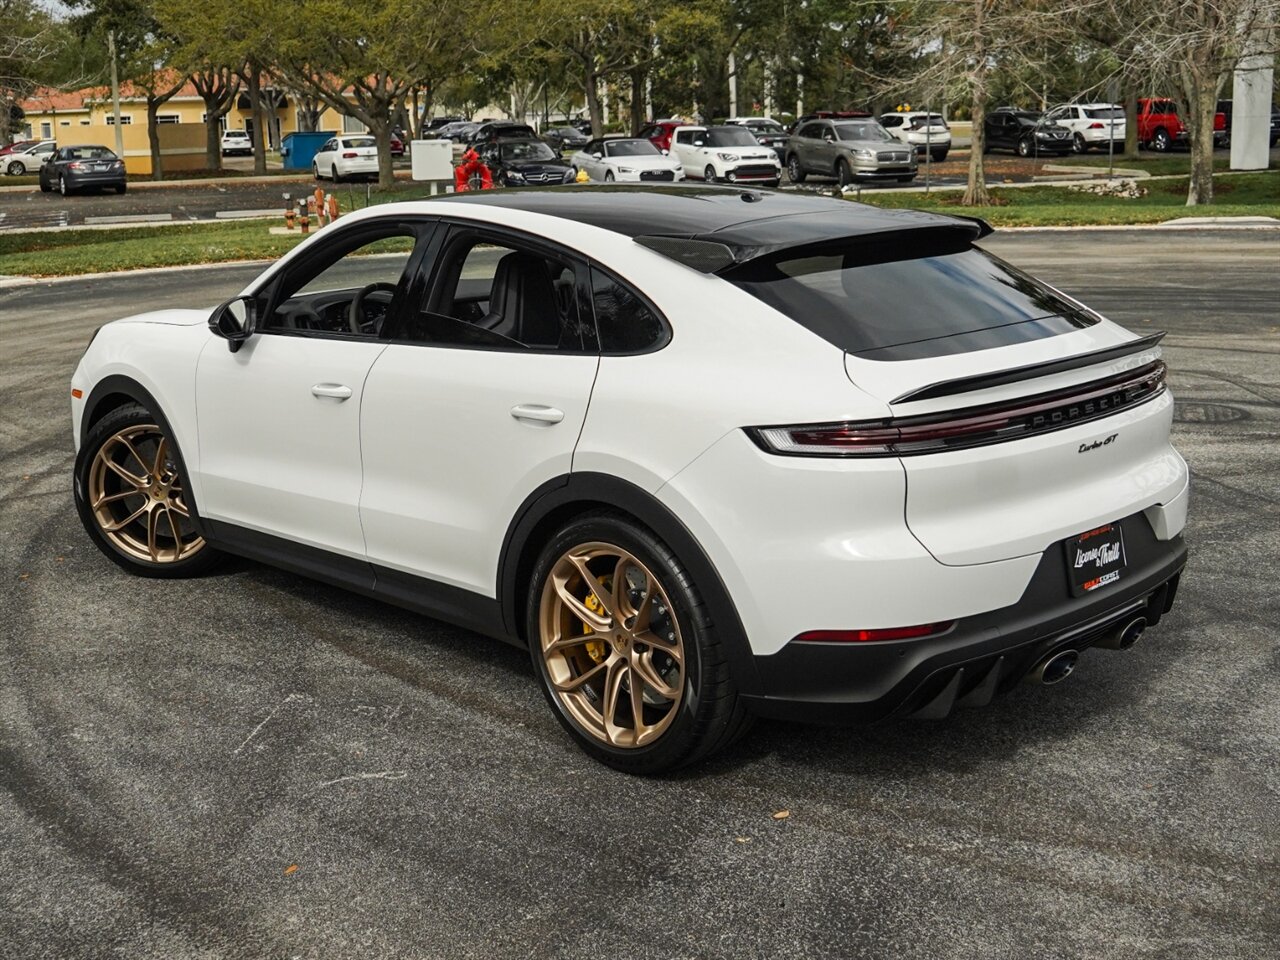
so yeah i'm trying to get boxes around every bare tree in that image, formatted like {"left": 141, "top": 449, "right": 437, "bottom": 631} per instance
{"left": 865, "top": 0, "right": 1093, "bottom": 206}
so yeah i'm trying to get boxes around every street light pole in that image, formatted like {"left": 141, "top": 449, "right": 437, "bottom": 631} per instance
{"left": 108, "top": 30, "right": 124, "bottom": 157}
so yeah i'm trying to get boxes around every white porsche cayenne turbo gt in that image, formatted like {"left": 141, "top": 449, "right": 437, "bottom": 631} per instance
{"left": 70, "top": 186, "right": 1189, "bottom": 773}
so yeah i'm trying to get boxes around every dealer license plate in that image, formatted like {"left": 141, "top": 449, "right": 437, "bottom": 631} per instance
{"left": 1065, "top": 522, "right": 1127, "bottom": 597}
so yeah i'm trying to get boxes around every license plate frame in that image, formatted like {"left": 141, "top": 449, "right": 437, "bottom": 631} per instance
{"left": 1064, "top": 522, "right": 1127, "bottom": 597}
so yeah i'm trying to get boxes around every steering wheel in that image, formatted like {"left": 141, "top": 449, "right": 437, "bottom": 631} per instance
{"left": 348, "top": 282, "right": 399, "bottom": 333}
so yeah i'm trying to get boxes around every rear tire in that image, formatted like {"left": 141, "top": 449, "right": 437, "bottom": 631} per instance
{"left": 1072, "top": 133, "right": 1087, "bottom": 153}
{"left": 331, "top": 164, "right": 342, "bottom": 183}
{"left": 932, "top": 149, "right": 949, "bottom": 162}
{"left": 1152, "top": 128, "right": 1172, "bottom": 152}
{"left": 114, "top": 183, "right": 127, "bottom": 195}
{"left": 59, "top": 175, "right": 69, "bottom": 196}
{"left": 39, "top": 177, "right": 51, "bottom": 193}
{"left": 74, "top": 402, "right": 221, "bottom": 579}
{"left": 527, "top": 512, "right": 750, "bottom": 774}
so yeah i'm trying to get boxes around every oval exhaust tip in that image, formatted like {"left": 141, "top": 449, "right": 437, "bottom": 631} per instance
{"left": 1036, "top": 649, "right": 1079, "bottom": 686}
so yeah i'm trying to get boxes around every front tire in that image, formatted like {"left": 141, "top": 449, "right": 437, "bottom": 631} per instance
{"left": 1017, "top": 138, "right": 1033, "bottom": 157}
{"left": 787, "top": 154, "right": 806, "bottom": 183}
{"left": 527, "top": 513, "right": 749, "bottom": 774}
{"left": 604, "top": 170, "right": 615, "bottom": 182}
{"left": 74, "top": 403, "right": 220, "bottom": 579}
{"left": 703, "top": 164, "right": 718, "bottom": 183}
{"left": 836, "top": 157, "right": 853, "bottom": 187}
{"left": 8, "top": 159, "right": 26, "bottom": 176}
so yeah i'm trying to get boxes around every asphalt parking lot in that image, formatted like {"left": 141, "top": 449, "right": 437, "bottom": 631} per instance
{"left": 1, "top": 229, "right": 1278, "bottom": 959}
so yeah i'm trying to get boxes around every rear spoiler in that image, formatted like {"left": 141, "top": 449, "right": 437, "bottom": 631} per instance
{"left": 891, "top": 332, "right": 1166, "bottom": 404}
{"left": 635, "top": 215, "right": 994, "bottom": 275}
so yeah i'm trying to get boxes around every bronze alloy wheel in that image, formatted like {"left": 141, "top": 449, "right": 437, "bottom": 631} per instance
{"left": 538, "top": 541, "right": 686, "bottom": 749}
{"left": 87, "top": 423, "right": 205, "bottom": 564}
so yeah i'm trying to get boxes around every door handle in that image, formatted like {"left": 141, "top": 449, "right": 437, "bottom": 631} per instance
{"left": 311, "top": 383, "right": 353, "bottom": 401}
{"left": 510, "top": 404, "right": 564, "bottom": 424}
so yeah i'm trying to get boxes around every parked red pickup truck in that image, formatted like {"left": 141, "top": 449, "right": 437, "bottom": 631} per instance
{"left": 1136, "top": 98, "right": 1227, "bottom": 152}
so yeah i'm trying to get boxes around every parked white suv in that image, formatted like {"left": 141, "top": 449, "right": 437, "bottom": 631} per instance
{"left": 69, "top": 186, "right": 1188, "bottom": 773}
{"left": 879, "top": 112, "right": 952, "bottom": 160}
{"left": 220, "top": 129, "right": 252, "bottom": 156}
{"left": 671, "top": 125, "right": 782, "bottom": 186}
{"left": 1042, "top": 103, "right": 1127, "bottom": 153}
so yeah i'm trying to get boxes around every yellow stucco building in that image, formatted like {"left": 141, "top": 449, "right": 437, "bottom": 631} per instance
{"left": 17, "top": 81, "right": 364, "bottom": 174}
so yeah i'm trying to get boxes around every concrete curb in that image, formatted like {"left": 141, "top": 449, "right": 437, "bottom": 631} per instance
{"left": 0, "top": 169, "right": 418, "bottom": 195}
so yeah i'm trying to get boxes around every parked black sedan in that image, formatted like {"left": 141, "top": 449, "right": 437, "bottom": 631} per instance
{"left": 983, "top": 109, "right": 1072, "bottom": 157}
{"left": 39, "top": 144, "right": 127, "bottom": 195}
{"left": 475, "top": 138, "right": 574, "bottom": 186}
{"left": 542, "top": 126, "right": 590, "bottom": 152}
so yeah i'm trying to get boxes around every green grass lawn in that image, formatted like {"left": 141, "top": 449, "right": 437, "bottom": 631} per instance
{"left": 0, "top": 220, "right": 308, "bottom": 277}
{"left": 853, "top": 172, "right": 1280, "bottom": 226}
{"left": 1054, "top": 153, "right": 1271, "bottom": 176}
{"left": 1, "top": 174, "right": 41, "bottom": 187}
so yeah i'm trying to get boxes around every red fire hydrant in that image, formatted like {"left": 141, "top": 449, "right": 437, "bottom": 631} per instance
{"left": 454, "top": 149, "right": 493, "bottom": 192}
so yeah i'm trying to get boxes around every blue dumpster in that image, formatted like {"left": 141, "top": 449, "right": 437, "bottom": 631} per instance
{"left": 281, "top": 131, "right": 336, "bottom": 171}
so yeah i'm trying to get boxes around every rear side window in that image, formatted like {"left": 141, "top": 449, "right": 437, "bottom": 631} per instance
{"left": 724, "top": 236, "right": 1099, "bottom": 361}
{"left": 590, "top": 267, "right": 668, "bottom": 354}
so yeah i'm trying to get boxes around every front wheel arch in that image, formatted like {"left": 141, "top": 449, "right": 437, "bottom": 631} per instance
{"left": 79, "top": 375, "right": 209, "bottom": 540}
{"left": 497, "top": 472, "right": 761, "bottom": 698}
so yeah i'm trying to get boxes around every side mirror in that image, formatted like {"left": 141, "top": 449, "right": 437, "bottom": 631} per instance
{"left": 661, "top": 148, "right": 669, "bottom": 155}
{"left": 592, "top": 152, "right": 603, "bottom": 159}
{"left": 208, "top": 295, "right": 257, "bottom": 353}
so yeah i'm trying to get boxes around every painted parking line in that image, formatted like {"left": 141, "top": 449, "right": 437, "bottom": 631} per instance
{"left": 84, "top": 213, "right": 174, "bottom": 225}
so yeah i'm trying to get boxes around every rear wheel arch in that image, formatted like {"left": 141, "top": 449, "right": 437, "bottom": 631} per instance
{"left": 497, "top": 472, "right": 762, "bottom": 697}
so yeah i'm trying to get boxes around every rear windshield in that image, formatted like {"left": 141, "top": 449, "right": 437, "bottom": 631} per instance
{"left": 1084, "top": 107, "right": 1125, "bottom": 120}
{"left": 66, "top": 146, "right": 116, "bottom": 160}
{"left": 725, "top": 236, "right": 1099, "bottom": 360}
{"left": 343, "top": 137, "right": 376, "bottom": 148}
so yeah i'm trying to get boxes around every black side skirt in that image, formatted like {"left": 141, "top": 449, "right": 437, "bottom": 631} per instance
{"left": 203, "top": 520, "right": 514, "bottom": 646}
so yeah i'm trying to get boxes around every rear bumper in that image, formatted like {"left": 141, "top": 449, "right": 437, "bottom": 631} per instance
{"left": 65, "top": 171, "right": 126, "bottom": 188}
{"left": 743, "top": 512, "right": 1187, "bottom": 723}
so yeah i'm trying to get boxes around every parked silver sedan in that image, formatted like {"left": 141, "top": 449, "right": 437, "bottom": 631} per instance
{"left": 786, "top": 119, "right": 916, "bottom": 187}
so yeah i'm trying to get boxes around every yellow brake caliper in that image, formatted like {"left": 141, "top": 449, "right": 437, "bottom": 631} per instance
{"left": 582, "top": 577, "right": 610, "bottom": 663}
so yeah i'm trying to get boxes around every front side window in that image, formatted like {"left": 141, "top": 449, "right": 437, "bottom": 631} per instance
{"left": 262, "top": 227, "right": 419, "bottom": 337}
{"left": 405, "top": 234, "right": 594, "bottom": 353}
{"left": 675, "top": 130, "right": 703, "bottom": 145}
{"left": 725, "top": 236, "right": 1099, "bottom": 361}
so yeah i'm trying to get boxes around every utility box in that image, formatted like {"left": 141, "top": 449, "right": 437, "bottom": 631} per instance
{"left": 411, "top": 139, "right": 454, "bottom": 181}
{"left": 281, "top": 131, "right": 336, "bottom": 171}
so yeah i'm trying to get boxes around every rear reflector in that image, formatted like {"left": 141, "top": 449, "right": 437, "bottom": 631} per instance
{"left": 749, "top": 360, "right": 1166, "bottom": 458}
{"left": 794, "top": 622, "right": 954, "bottom": 643}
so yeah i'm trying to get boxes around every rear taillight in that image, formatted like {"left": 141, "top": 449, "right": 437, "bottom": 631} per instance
{"left": 342, "top": 151, "right": 358, "bottom": 158}
{"left": 1088, "top": 122, "right": 1104, "bottom": 129}
{"left": 68, "top": 161, "right": 86, "bottom": 170}
{"left": 794, "top": 622, "right": 955, "bottom": 643}
{"left": 747, "top": 360, "right": 1166, "bottom": 458}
